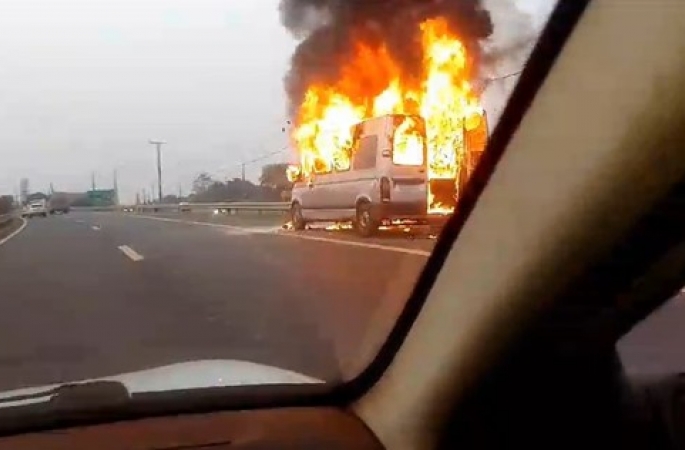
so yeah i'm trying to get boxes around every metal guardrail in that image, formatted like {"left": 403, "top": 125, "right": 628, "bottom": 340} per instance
{"left": 134, "top": 202, "right": 290, "bottom": 214}
{"left": 71, "top": 206, "right": 120, "bottom": 212}
{"left": 72, "top": 202, "right": 290, "bottom": 214}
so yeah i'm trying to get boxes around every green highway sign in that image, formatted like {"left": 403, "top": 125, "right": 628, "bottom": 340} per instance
{"left": 87, "top": 189, "right": 117, "bottom": 206}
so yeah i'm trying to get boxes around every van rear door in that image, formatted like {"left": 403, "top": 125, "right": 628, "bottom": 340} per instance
{"left": 388, "top": 165, "right": 428, "bottom": 214}
{"left": 387, "top": 115, "right": 428, "bottom": 215}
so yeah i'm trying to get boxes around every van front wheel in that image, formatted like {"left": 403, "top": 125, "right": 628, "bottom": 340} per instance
{"left": 291, "top": 204, "right": 306, "bottom": 231}
{"left": 355, "top": 202, "right": 379, "bottom": 237}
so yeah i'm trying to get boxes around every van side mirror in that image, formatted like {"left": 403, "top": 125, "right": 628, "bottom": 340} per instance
{"left": 464, "top": 111, "right": 489, "bottom": 155}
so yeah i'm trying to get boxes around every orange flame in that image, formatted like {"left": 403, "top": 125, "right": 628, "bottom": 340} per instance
{"left": 291, "top": 17, "right": 485, "bottom": 213}
{"left": 393, "top": 115, "right": 425, "bottom": 166}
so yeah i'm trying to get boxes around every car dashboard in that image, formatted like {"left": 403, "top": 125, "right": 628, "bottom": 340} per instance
{"left": 0, "top": 408, "right": 382, "bottom": 450}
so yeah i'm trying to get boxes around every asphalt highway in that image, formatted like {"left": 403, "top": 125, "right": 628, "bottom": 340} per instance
{"left": 0, "top": 212, "right": 429, "bottom": 391}
{"left": 0, "top": 211, "right": 682, "bottom": 393}
{"left": 147, "top": 209, "right": 438, "bottom": 254}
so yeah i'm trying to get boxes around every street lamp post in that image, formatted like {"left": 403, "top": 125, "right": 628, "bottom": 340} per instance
{"left": 149, "top": 139, "right": 166, "bottom": 203}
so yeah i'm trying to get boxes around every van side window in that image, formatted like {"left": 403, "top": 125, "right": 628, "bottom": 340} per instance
{"left": 333, "top": 145, "right": 352, "bottom": 172}
{"left": 353, "top": 136, "right": 378, "bottom": 170}
{"left": 333, "top": 125, "right": 361, "bottom": 172}
{"left": 313, "top": 157, "right": 331, "bottom": 174}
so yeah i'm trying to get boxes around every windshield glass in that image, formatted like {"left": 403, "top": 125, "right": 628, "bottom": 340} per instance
{"left": 0, "top": 0, "right": 558, "bottom": 412}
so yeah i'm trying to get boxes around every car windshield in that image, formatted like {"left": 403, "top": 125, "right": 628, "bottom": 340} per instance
{"left": 0, "top": 0, "right": 558, "bottom": 417}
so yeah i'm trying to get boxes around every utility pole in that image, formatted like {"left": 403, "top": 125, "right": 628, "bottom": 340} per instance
{"left": 241, "top": 162, "right": 246, "bottom": 182}
{"left": 91, "top": 172, "right": 96, "bottom": 191}
{"left": 178, "top": 183, "right": 183, "bottom": 199}
{"left": 113, "top": 169, "right": 119, "bottom": 205}
{"left": 148, "top": 139, "right": 166, "bottom": 203}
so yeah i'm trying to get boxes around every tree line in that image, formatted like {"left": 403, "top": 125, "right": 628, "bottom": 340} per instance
{"left": 188, "top": 163, "right": 292, "bottom": 203}
{"left": 0, "top": 163, "right": 293, "bottom": 209}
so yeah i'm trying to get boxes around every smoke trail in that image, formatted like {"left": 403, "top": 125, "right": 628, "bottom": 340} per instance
{"left": 279, "top": 0, "right": 494, "bottom": 116}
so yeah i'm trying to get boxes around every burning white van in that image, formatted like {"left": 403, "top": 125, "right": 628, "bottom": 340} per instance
{"left": 288, "top": 111, "right": 488, "bottom": 237}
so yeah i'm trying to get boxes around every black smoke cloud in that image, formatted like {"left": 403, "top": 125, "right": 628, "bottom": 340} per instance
{"left": 280, "top": 0, "right": 494, "bottom": 117}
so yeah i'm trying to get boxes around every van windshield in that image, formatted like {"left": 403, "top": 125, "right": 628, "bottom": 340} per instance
{"left": 392, "top": 115, "right": 426, "bottom": 166}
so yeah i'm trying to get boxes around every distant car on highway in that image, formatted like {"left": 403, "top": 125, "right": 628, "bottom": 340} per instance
{"left": 179, "top": 202, "right": 191, "bottom": 213}
{"left": 48, "top": 194, "right": 71, "bottom": 215}
{"left": 22, "top": 200, "right": 48, "bottom": 218}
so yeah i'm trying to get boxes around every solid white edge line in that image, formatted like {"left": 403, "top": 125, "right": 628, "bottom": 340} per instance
{"left": 278, "top": 232, "right": 431, "bottom": 257}
{"left": 128, "top": 214, "right": 431, "bottom": 257}
{"left": 118, "top": 245, "right": 144, "bottom": 262}
{"left": 0, "top": 218, "right": 27, "bottom": 247}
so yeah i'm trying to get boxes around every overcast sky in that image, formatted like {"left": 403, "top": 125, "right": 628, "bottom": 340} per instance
{"left": 0, "top": 0, "right": 554, "bottom": 203}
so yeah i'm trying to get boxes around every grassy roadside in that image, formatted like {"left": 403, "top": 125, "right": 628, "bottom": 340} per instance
{"left": 0, "top": 218, "right": 23, "bottom": 242}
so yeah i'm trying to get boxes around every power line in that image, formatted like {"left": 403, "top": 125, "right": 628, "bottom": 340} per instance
{"left": 489, "top": 70, "right": 523, "bottom": 82}
{"left": 475, "top": 70, "right": 523, "bottom": 93}
{"left": 243, "top": 145, "right": 290, "bottom": 166}
{"left": 234, "top": 145, "right": 291, "bottom": 182}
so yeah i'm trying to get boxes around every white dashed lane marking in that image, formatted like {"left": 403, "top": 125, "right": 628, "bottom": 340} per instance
{"left": 118, "top": 245, "right": 144, "bottom": 262}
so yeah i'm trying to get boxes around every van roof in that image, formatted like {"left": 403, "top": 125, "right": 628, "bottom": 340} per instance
{"left": 360, "top": 113, "right": 419, "bottom": 121}
{"left": 354, "top": 113, "right": 424, "bottom": 129}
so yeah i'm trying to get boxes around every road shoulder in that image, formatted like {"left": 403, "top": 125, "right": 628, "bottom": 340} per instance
{"left": 0, "top": 219, "right": 27, "bottom": 246}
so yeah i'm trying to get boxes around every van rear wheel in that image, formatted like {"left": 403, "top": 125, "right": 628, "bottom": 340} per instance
{"left": 291, "top": 204, "right": 306, "bottom": 231}
{"left": 355, "top": 202, "right": 379, "bottom": 237}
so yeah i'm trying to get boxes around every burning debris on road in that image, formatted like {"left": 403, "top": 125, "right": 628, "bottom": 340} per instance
{"left": 280, "top": 0, "right": 494, "bottom": 213}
